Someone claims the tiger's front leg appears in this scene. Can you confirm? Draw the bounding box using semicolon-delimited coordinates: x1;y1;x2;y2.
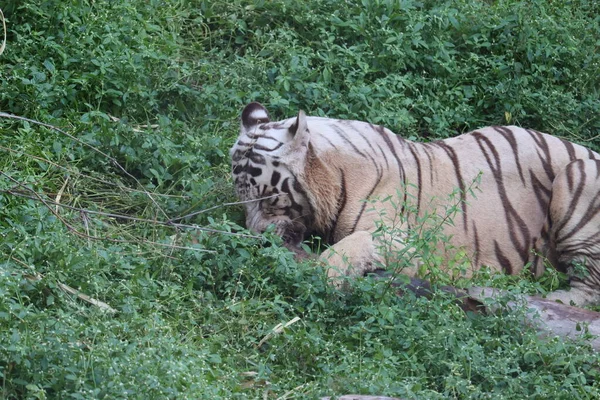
320;231;381;283
320;230;414;285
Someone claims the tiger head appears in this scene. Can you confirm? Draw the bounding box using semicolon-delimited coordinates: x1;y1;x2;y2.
230;102;316;246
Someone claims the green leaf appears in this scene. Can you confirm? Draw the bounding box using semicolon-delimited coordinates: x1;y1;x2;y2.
43;59;55;74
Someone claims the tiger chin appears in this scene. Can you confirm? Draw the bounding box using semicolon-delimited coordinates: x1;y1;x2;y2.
230;102;600;307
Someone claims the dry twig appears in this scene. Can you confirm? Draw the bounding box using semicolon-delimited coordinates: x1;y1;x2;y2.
0;144;188;198
2;184;261;240
168;193;282;223
0;172;224;251
256;317;301;348
0;112;170;219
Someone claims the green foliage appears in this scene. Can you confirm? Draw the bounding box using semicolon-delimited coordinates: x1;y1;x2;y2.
1;0;599;398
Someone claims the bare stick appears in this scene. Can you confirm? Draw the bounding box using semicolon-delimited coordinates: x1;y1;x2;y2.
256;317;301;348
168;193;282;223
56;280;117;313
55;176;69;213
0;144;188;198
0;173;220;250
0;112;170;219
3;187;262;240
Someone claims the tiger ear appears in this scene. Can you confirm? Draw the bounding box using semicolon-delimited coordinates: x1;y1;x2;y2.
288;110;310;148
289;110;307;136
241;102;270;130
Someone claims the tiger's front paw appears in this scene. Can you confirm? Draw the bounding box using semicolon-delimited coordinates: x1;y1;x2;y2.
320;231;380;287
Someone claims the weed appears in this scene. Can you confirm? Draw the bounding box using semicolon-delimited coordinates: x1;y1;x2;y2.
1;0;599;398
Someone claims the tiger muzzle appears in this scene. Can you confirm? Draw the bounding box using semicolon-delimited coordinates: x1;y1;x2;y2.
246;213;306;247
278;220;306;247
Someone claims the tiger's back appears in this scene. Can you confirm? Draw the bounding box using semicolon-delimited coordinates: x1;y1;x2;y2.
396;126;598;276
231;102;600;306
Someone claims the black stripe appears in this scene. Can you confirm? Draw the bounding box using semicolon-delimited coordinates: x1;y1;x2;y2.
246;133;284;142
374;125;406;184
529;170;552;212
472;222;480;267
473;132;530;265
372;125;408;216
494;240;513;274
407;143;423;215
348;124;377;153
558;137;577;161
377;143;390;169
557;163;600;243
290;172;315;223
349;170;382;235
526;129;555;182
368;124;390;169
554;160;586;239
253;142;284;152
320;133;337;149
492;126;525;185
248;165;262;177
331;125;368;159
275;177;307;219
421;143;435;185
271;171;281;186
246;150;266;165
430;141;468;231
258;121;286;130
329;171;347;243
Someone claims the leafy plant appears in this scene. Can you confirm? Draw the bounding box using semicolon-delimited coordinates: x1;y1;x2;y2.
1;0;599;398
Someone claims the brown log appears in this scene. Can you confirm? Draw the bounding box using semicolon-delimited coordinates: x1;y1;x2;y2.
369;270;484;313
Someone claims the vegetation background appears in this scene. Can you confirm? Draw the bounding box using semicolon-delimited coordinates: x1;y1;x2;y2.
1;0;599;398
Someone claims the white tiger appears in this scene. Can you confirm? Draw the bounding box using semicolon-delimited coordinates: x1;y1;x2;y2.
230;102;600;306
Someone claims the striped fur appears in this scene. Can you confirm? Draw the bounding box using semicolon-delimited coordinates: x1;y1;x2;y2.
231;102;600;306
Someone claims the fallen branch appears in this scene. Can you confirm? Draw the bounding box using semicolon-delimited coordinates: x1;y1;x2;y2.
256;316;301;348
0;144;189;198
168;193;282;223
52;278;117;313
2;185;261;241
0;172;218;252
370;270;483;313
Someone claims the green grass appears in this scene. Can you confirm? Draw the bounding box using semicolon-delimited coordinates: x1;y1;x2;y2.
1;0;599;398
